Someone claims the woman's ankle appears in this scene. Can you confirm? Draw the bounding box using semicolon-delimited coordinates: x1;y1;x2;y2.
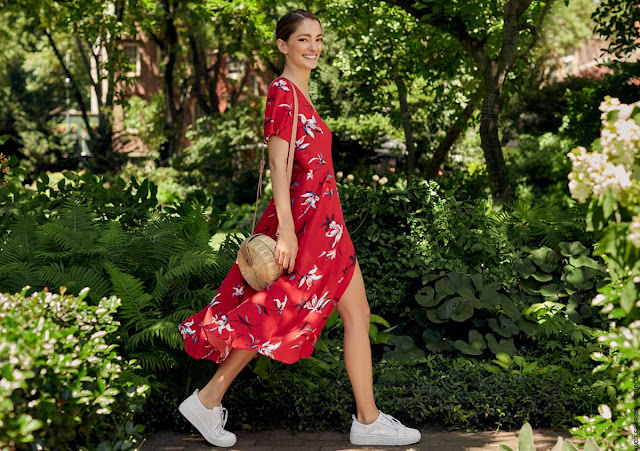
357;409;380;425
197;388;221;410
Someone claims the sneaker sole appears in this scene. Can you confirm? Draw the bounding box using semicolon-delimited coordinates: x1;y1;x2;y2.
178;397;237;447
350;432;421;446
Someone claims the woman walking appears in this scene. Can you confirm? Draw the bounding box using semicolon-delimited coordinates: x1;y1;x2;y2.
177;9;421;447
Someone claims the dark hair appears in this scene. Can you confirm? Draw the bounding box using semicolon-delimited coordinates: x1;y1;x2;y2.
275;9;321;43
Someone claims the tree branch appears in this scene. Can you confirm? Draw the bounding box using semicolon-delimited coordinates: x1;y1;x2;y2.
517;0;553;60
384;0;490;72
44;28;95;140
497;0;534;73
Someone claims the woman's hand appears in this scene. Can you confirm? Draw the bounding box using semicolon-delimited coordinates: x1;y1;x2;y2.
275;226;298;273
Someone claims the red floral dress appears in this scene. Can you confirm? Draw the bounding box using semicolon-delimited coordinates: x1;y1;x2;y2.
179;76;357;364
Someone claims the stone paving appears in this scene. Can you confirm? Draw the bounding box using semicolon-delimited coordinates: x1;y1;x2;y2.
140;425;576;451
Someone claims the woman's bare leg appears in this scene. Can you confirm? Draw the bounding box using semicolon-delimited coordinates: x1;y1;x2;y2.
197;348;258;409
337;259;380;424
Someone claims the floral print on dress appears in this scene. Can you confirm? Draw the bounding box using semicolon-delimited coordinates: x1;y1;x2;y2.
178;76;357;365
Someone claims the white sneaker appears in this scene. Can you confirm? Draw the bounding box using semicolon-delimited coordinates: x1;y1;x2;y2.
350;410;421;446
178;388;237;447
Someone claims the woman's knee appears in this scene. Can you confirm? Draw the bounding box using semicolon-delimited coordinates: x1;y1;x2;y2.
339;299;370;330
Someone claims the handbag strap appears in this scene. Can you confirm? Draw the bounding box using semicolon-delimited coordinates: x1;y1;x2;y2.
250;77;299;235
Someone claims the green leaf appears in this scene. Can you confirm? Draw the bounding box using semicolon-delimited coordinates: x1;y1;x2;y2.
568;255;603;270
540;283;564;300
559;241;589;257
383;336;425;363
369;313;390;328
561;440;579;450
602;190;615;219
453;329;486;355
499;297;522;321
517;421;535;451
488;315;519;337
426;307;449;323
471;273;484;290
620;279;637;313
531;247;558;272
415;286;439;307
484;363;504;375
515;256;536;278
436;296;474;322
565;267;599;290
531;272;553;282
582;437;602;451
486;333;516;357
479;287;501;309
435;276;455;300
423;329;455;352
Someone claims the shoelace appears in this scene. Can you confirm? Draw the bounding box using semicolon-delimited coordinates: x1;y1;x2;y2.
209;404;229;438
378;412;402;431
219;405;228;428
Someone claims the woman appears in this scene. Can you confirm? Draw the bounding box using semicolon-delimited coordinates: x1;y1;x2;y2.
177;9;421;447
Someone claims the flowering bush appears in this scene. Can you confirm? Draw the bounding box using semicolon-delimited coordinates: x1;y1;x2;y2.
567;97;640;450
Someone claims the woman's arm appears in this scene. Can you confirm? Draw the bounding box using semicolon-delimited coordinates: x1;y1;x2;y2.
268;134;298;273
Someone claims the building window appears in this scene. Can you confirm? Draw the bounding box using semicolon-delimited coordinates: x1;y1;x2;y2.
226;55;243;80
123;43;141;77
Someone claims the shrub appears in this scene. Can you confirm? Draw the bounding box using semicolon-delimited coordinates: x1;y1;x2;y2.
0;286;149;450
566;96;640;451
153;348;605;434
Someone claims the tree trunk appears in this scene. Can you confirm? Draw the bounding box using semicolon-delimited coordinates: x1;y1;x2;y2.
44;29;94;141
158;0;182;164
480;74;512;202
425;101;477;179
395;76;416;185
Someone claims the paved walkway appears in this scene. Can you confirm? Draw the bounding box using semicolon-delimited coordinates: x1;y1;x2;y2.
141;425;576;450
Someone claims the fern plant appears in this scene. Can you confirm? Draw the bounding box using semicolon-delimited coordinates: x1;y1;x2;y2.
0;193;240;384
486;194;594;249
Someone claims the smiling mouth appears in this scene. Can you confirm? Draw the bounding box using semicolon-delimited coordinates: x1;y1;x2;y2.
303;55;317;59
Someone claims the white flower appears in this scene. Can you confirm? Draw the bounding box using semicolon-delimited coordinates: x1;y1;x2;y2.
591;294;607;306
567;145;632;203
336;171;343;179
379;176;388;185
628;216;640;248
346;174;354;182
372;174;380;181
598;404;612;420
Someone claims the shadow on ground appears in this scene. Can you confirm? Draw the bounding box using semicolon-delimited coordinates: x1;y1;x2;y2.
140;424;576;450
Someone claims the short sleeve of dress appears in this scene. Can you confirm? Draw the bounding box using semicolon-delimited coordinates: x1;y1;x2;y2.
264;78;296;145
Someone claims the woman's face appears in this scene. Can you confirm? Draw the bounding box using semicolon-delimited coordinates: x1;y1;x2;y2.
279;18;323;71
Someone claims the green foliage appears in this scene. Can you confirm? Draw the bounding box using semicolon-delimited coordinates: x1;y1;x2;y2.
340;178;514;322
0;180;238;378
564;62;640;146
159;350;606;434
121;94;166;156
565;98;640;451
408;241;605;361
498;421;602;451
592;0;640;57
341;177;604;366
486;195;593;249
173;99;266;209
0;165;162;233
506;134;578;204
0;286;149;450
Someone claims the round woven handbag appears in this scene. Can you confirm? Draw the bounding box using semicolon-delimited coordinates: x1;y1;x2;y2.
237;77;298;291
237;234;283;291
